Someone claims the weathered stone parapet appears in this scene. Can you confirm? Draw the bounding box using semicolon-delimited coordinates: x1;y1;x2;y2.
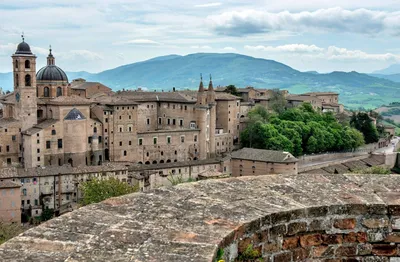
1;174;400;261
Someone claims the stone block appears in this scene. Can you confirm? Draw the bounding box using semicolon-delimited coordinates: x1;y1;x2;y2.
287;222;308;236
385;233;400;243
357;232;368;243
264;242;280;253
362;218;390;229
300;234;323;247
273;251;292;262
392;217;400;230
292;248;310;261
334;218;356;230
372;244;398;256
335;245;357;257
269;224;287;239
344;232;358;243
368;231;386;242
312;245;335;258
309;219;326;232
357;243;373;255
322;234;343;245
282;236;299;250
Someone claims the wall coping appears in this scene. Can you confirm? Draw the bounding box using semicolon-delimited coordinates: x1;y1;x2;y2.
1;173;400;261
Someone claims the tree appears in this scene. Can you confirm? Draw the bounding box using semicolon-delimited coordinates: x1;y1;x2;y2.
225;85;239;96
80;178;138;206
269;88;287;114
350;112;379;144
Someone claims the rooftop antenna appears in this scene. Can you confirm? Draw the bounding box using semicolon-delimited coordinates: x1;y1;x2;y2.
21;32;24;42
49;45;52;55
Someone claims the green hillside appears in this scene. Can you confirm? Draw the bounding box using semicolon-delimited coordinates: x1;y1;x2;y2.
1;53;400;109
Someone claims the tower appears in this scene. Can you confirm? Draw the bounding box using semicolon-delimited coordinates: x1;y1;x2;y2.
195;75;208;160
12;34;37;131
207;75;216;158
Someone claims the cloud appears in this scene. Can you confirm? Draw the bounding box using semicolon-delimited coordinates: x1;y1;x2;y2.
208;7;400;36
113;39;161;45
58;50;104;61
190;45;212;49
222;46;237;51
244;44;400;62
194;2;221;8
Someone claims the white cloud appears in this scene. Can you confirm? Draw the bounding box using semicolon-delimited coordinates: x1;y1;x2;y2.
208;7;400;36
194;2;221;8
245;44;323;53
58;50;104;61
190;45;212;49
222;46;237;51
113;39;161;45
245;44;400;63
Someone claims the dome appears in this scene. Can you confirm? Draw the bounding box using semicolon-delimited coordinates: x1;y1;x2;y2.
15;41;32;55
36;65;68;82
64;108;86;120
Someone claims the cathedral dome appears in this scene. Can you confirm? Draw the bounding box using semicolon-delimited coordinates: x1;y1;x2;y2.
36;65;68;82
15;41;32;55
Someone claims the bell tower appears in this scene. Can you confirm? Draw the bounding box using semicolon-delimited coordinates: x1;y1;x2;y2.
12;34;38;131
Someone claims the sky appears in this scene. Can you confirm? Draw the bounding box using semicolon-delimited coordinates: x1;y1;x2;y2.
1;0;400;73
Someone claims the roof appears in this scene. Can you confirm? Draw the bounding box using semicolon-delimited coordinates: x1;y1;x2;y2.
23;119;59;135
286;94;314;101
116;91;197;103
215;92;241;101
0;180;21;188
231;148;298;163
0;118;21;128
46;95;92;105
129;158;222;172
0;163;129;179
37;65;68;82
15;40;32;55
70;81;111;91
304;92;338;96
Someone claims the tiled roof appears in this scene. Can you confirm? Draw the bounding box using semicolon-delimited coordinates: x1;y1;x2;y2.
23;119;59;135
116;91;197;103
0;180;21;188
0;118;21;128
46;95;92;105
231;148;298;163
70;81;111;91
304;92;338;96
129;158;222;172
215;92;240;101
0;163;129;179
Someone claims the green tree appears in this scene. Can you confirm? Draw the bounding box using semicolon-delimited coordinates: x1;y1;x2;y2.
269;88;287;114
350;112;379;144
80;178;138;206
224;85;239;96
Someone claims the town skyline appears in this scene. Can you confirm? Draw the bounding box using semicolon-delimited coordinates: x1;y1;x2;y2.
2;0;400;73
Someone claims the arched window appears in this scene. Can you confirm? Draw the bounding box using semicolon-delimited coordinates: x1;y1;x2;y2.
93;127;97;133
25;74;31;86
15;61;18;69
44;87;50;97
25;60;30;69
57;87;62;97
15;74;19;87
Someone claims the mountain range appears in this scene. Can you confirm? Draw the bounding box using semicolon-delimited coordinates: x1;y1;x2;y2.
2;53;400;109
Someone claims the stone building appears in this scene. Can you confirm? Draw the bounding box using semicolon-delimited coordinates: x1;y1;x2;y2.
231;147;298;176
0;180;21;224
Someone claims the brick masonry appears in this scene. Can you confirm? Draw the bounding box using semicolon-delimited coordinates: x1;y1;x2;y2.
1;174;400;261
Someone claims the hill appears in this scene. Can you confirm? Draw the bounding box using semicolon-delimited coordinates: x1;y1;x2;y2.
370;73;400;83
373;64;400;75
1;53;400;109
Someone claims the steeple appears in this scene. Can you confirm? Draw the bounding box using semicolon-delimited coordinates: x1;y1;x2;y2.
198;73;204;92
47;45;55;66
208;74;214;91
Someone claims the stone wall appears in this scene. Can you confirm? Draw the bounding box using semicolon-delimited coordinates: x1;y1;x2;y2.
2;174;400;262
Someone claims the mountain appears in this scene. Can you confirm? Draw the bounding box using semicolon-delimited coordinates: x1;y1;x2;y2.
370;73;400;83
1;53;400;109
373;64;400;75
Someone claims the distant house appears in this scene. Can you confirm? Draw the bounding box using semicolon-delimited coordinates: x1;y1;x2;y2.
231;148;298;177
0;180;21;224
70;78;113;98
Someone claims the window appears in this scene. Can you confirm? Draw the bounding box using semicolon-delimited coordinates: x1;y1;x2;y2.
190;122;196;129
6;158;11;165
93;127;97;133
119;116;122;120
12;135;16;141
172;119;176;125
46;141;51;149
35;199;38;206
179;119;183;126
138;138;143;145
129;141;132;145
146;152;149;157
57;87;62;97
119;127;122;132
174;150;177;155
147;118;150;125
124;150;127;156
129;115;131;120
119;141;122;146
88;137;92;144
25;60;30;68
6;145;9;152
98;136;102;143
105;129;107;133
37;139;40;144
194;135;198;142
167;136;171;144
42;87;50;98
52;130;56;135
180;136;185;143
37;157;40;161
58;139;62;149
167;119;171;125
185;105;187;110
105;118;108;123
158;118;162;125
153;137;157;145
21;200;24;206
22;188;27;196
128;126;132;132
4;129;7;133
